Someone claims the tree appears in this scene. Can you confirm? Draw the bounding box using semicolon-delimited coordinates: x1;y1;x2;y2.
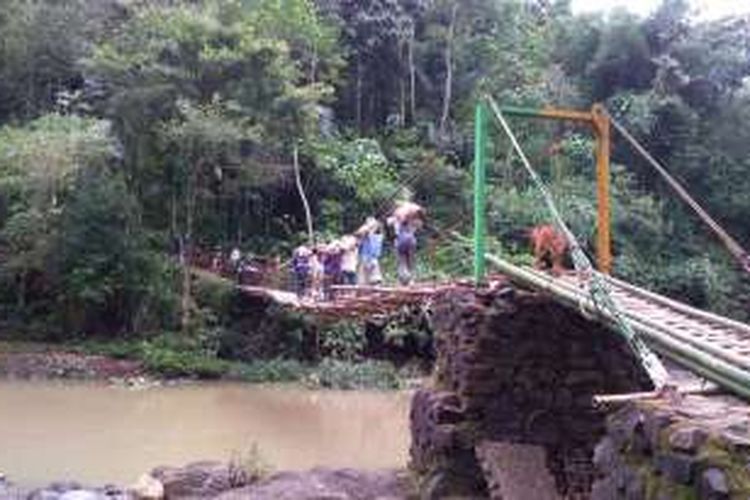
0;114;175;335
160;100;256;331
0;0;122;122
87;0;330;248
0;115;113;310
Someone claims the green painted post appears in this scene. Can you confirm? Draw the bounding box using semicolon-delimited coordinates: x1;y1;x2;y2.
473;100;488;284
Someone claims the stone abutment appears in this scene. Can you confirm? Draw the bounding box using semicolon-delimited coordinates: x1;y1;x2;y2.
410;284;654;498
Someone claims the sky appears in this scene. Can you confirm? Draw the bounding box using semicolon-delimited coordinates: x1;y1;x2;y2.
571;0;750;20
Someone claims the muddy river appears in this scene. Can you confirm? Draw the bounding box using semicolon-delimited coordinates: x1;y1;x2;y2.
0;380;411;487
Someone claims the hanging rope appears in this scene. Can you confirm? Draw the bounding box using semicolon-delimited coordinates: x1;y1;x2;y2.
608;113;750;276
485;95;669;389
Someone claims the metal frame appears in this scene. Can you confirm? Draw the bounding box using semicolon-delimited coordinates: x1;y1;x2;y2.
473;101;612;282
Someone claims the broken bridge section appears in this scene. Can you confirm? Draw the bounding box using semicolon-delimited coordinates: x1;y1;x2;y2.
410;284;654;499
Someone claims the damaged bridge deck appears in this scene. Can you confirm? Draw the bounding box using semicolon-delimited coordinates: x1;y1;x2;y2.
238;282;473;319
239;255;750;401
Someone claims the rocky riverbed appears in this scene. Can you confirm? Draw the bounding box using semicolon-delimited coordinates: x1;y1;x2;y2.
0;346;143;382
0;462;416;500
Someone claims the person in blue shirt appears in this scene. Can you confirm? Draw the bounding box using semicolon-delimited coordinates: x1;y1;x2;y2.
357;218;384;285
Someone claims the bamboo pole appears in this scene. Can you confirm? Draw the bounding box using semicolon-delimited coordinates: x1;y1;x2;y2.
592;385;720;406
605;274;750;337
485;253;750;399
592;104;612;274
473;101;488;283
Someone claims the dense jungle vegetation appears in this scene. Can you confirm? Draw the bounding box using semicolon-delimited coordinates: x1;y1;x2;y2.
0;0;749;381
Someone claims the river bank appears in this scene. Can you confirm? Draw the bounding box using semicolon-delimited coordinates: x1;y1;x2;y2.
0;340;419;390
0;343;144;381
0;463;417;499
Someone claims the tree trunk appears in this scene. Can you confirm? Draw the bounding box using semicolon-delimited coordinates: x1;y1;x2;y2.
293;145;315;245
237;189;244;245
16;269;26;311
439;3;458;140
181;164;197;333
309;45;318;84
356;56;363;132
409;34;417;125
399;41;406;127
170;191;177;242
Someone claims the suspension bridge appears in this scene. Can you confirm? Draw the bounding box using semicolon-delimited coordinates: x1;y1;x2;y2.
239;95;750;401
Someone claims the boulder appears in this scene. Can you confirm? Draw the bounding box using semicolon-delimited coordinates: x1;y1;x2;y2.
593;436;619;473
130;475;163;500
59;491;100;500
590;477;618;500
27;490;62;500
216;468;409;500
48;482;83;493
0;483;29;500
151;461;241;498
655;452;696;485
699;468;729;500
643;410;674;452
668;427;708;454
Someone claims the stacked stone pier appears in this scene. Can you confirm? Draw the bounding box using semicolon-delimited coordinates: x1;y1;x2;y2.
409;282;750;499
409;283;656;499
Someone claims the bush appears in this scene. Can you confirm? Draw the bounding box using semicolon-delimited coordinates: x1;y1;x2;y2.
319;321;366;360
140;344;232;379
218;299;311;361
73;339;143;359
229;359;308;383
192;269;235;314
311;359;402;390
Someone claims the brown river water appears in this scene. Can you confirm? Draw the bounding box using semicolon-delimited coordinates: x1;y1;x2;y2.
0;380;411;487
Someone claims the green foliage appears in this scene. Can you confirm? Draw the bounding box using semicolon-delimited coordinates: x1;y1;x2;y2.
0;0;108;121
135;330;232;378
2;0;750;354
229;358;308;383
192;269;236;314
311;358;402;390
0;114;178;335
586;10;655;100
72;339;143;360
247;0;344;84
141;345;232;379
228;442;274;483
319;321;366;360
58;169;179;334
313;138;399;205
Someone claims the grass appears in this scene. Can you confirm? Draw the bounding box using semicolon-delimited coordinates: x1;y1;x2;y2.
311;358;403;390
61;338;409;389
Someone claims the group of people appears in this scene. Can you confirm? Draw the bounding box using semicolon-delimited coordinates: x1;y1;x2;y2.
291;202;425;300
199;246;280;286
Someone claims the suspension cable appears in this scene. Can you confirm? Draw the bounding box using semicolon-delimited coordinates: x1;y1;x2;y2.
608;113;750;275
485;95;669;389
